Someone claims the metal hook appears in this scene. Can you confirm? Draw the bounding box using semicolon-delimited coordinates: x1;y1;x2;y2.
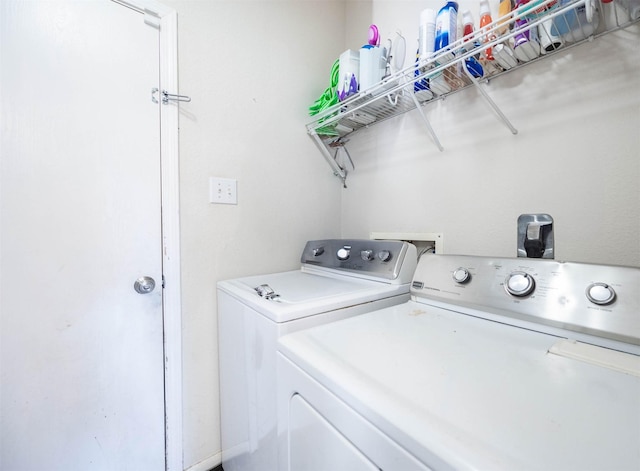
161;90;191;104
151;88;192;104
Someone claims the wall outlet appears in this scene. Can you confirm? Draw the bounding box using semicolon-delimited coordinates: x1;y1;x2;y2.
209;177;237;205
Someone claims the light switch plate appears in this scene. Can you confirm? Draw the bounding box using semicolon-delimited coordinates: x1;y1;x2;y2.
209;177;237;205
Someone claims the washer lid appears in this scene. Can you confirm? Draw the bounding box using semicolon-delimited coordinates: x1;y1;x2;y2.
279;302;640;470
218;270;408;322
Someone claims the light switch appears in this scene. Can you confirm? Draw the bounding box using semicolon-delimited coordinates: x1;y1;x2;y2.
209;177;237;205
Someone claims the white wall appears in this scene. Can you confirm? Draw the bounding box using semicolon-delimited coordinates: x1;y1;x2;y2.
161;1;346;469
340;1;640;266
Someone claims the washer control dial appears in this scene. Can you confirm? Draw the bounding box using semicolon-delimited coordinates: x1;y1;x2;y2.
377;250;392;262
452;268;471;284
337;247;351;261
361;249;374;261
505;271;535;297
586;283;616;305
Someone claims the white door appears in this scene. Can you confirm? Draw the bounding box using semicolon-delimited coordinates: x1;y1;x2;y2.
0;1;165;469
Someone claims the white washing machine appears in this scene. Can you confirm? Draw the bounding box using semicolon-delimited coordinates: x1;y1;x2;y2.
277;254;640;471
217;239;417;471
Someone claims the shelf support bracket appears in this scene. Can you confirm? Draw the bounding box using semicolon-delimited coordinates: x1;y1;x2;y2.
309;130;348;187
463;67;518;135
405;82;444;152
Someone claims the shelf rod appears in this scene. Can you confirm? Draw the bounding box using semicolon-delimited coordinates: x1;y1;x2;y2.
407;88;444;152
463;67;518;135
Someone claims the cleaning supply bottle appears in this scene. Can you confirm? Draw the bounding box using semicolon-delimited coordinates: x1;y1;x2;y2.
418;8;437;62
461;9;483;78
479;0;496;60
434;1;459;63
493;0;517;71
512;0;540;62
462;10;475;51
413;49;434;102
497;0;512;35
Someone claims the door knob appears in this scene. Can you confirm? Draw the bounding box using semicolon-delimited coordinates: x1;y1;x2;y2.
134;276;156;294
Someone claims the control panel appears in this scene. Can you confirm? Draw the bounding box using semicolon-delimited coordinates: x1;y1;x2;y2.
301;239;417;283
411;254;640;348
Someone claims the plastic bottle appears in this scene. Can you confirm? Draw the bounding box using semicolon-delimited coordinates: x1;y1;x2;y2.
461;13;475;43
461;10;484;78
479;0;496;60
418;9;437;62
462;9;475;39
497;0;512;35
600;0;628;29
600;0;616;29
413;49;434;102
434;1;459;62
619;0;640;21
512;17;540;61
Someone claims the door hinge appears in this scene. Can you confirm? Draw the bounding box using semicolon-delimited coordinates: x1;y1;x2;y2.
162;275;166;289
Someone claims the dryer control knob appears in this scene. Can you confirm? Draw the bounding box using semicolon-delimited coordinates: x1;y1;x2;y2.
312;247;325;256
337;247;351;261
377;250;392;262
586;283;616;305
361;250;374;261
452;268;471;284
505;271;535;297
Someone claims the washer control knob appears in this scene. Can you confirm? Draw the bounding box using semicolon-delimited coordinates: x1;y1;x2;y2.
505;271;535;297
312;247;324;256
337;247;351;261
361;249;374;261
586;283;616;305
452;268;471;284
377;250;392;262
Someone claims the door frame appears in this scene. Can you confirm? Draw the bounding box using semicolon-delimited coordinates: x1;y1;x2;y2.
111;1;183;470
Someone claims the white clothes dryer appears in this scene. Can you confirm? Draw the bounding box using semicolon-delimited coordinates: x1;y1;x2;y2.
277;254;640;471
218;239;417;471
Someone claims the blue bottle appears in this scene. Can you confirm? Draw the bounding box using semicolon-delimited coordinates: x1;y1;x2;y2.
434;1;459;63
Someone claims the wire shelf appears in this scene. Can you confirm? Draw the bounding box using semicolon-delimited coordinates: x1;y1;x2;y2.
307;0;639;186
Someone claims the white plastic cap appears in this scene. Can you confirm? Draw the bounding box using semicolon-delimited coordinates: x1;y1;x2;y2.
420;8;436;24
462;9;474;26
479;0;491;15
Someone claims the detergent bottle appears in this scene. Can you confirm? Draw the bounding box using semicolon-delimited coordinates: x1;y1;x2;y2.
434;1;459;63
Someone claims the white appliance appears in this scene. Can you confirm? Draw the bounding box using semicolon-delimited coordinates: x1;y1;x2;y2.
277;254;640;471
218;238;418;471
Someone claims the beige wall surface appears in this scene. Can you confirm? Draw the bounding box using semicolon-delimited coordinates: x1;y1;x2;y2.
341;1;640;266
163;1;346;468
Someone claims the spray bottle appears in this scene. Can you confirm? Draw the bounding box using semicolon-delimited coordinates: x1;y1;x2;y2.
462;10;476;51
479;0;496;60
